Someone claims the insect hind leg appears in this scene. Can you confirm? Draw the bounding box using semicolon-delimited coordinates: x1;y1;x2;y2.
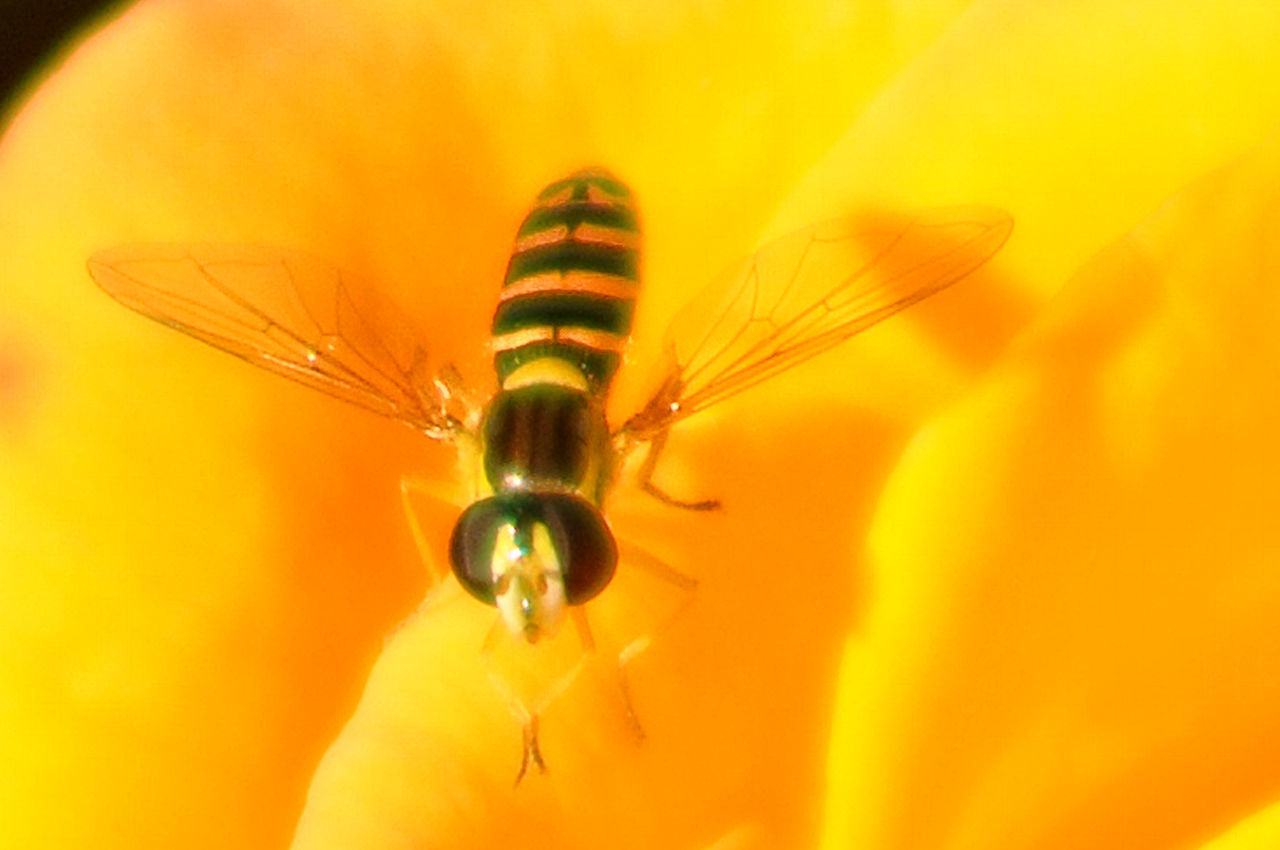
636;429;720;511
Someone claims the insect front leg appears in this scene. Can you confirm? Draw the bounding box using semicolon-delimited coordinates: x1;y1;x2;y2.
383;476;466;645
479;620;545;785
482;612;597;786
636;428;721;511
399;475;460;591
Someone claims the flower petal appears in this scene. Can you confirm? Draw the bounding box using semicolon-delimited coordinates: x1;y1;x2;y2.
824;130;1280;849
0;0;992;848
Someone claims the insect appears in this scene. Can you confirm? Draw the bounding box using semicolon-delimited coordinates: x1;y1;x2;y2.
89;168;1011;781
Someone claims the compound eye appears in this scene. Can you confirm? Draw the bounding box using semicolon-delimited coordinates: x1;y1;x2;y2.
540;493;617;605
449;498;507;605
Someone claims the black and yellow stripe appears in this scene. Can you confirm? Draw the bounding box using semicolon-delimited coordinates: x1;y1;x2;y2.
492;168;640;392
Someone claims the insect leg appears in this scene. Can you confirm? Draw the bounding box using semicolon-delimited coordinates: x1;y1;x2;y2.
532;610;596;718
635;428;721;511
479;613;599;785
613;539;699;740
382;476;465;646
398;475;459;590
569;606;597;654
480;619;546;786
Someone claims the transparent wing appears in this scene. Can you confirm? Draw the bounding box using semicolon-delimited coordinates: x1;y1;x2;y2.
620;206;1013;442
88;243;465;439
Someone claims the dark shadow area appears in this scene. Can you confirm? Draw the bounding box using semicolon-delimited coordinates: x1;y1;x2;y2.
0;0;118;117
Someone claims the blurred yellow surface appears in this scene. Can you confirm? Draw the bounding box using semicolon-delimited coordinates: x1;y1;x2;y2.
2;1;1280;849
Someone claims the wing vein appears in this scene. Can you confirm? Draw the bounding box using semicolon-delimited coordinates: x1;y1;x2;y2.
88;243;460;439
620;207;1012;441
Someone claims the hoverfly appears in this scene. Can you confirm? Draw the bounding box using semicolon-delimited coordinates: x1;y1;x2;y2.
89;168;1011;781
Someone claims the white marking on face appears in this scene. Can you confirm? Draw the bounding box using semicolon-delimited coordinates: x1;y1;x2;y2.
491;521;566;643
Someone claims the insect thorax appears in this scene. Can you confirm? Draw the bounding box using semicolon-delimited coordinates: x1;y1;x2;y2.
481;377;612;499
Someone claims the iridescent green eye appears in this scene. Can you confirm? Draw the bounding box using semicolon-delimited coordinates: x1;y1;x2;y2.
448;493;617;606
449;498;507;604
537;493;616;604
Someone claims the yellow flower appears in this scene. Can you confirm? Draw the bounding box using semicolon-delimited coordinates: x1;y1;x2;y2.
2;1;1279;849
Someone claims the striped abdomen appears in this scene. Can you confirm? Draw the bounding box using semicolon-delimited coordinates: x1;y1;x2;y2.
491;168;640;394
